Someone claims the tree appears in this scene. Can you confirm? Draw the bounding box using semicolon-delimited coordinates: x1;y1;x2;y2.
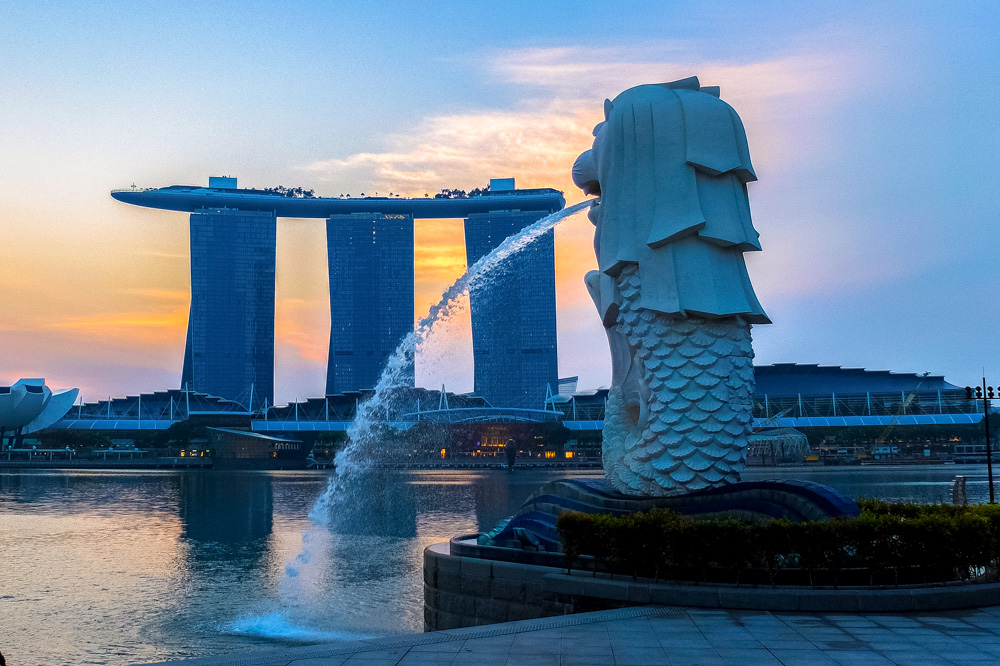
154;420;210;448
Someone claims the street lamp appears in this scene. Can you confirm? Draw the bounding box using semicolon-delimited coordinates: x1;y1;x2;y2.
965;380;996;504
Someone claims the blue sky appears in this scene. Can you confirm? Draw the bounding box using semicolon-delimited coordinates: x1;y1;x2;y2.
1;0;998;403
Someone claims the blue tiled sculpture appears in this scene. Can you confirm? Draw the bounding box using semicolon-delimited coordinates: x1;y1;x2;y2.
488;478;861;552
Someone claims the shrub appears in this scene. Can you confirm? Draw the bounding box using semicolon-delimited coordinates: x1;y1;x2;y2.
555;501;1000;588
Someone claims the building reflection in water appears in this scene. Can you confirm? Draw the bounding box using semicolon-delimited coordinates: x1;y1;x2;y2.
473;472;512;533
177;471;273;544
329;470;418;538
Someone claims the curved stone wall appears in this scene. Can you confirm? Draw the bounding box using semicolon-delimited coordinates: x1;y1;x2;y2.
424;541;1000;631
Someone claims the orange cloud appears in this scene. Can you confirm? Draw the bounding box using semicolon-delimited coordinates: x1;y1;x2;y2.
275;297;329;364
121;288;189;302
295;45;875;391
303;106;597;203
302;46;861;203
414;218;468;318
49;307;188;346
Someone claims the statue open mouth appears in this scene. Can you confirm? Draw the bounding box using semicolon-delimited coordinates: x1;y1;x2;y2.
573;77;769;497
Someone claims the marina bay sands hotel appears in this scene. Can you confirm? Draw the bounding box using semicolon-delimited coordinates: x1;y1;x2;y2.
112;177;566;411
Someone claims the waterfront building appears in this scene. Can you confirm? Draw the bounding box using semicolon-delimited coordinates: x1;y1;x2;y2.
111;177;565;399
206;427;306;469
464;208;558;408
181;207;276;409
0;378;79;448
326;213;415;393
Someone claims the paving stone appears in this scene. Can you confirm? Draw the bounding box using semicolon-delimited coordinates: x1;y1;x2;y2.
659;636;713;649
451;653;506;665
145;604;1000;666
508;643;561;656
714;647;782;664
396;652;454;665
502;655;561;666
757;639;817;650
767;648;840;665
612;645;670;660
406;641;465;653
945;648;997;662
870;616;922;626
458;635;515;650
825;652;897;665
560;656;617;666
663;648;726;666
343;650;406;660
878;650;956;666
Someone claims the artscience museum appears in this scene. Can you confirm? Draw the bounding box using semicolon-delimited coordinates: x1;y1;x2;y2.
0;379;80;448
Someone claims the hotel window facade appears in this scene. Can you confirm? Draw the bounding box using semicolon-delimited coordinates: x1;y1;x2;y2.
464;210;558;409
326;213;415;394
182;208;276;409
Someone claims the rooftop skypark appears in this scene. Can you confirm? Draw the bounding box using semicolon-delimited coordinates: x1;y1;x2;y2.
111;176;565;218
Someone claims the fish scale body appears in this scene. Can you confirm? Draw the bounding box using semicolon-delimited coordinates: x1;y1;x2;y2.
602;265;755;496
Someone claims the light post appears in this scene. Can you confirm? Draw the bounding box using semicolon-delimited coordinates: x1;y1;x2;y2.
965;380;996;504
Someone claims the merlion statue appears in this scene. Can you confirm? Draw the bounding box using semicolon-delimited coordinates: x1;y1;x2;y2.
572;76;770;497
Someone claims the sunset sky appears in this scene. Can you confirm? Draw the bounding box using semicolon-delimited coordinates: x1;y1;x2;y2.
2;1;998;405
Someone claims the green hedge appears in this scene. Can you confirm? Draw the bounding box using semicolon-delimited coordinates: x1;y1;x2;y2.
557;502;1000;587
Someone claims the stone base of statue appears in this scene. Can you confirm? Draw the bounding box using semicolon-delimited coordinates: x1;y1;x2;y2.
481;478;860;552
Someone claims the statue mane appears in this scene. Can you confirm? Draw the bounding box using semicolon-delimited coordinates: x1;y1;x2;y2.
574;76;769;326
572;76;770;496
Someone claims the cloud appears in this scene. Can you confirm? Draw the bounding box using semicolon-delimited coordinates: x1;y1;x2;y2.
301;45;860;202
49;307;188;346
303;105;597;200
134;249;188;260
294;44;871;392
414;219;468;285
121;288;189;302
275;297;329;364
493;45;857;104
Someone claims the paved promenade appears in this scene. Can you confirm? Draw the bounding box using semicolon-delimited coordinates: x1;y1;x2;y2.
147;604;1000;666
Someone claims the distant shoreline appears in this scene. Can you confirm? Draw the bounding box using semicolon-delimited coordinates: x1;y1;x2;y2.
0;458;984;472
0;458;604;471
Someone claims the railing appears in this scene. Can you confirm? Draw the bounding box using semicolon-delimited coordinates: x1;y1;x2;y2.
57;390;989;426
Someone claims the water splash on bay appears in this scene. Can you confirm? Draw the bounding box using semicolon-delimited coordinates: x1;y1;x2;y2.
223;612;371;642
306;198;593;528
240;199;594;641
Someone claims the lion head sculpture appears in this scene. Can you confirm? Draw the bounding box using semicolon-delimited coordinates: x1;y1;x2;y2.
574;75;768;328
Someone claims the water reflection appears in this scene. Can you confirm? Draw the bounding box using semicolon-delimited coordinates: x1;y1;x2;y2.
473;471;512;532
330;470;417;538
178;472;273;544
0;469;180;516
0;464;996;665
741;464;994;504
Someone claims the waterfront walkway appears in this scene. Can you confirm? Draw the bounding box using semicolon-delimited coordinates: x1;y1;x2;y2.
148;604;1000;665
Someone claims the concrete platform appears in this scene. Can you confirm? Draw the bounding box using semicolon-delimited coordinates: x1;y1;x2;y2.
143;604;1000;665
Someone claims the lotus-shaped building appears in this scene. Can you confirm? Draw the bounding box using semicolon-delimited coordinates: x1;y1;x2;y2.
0;379;79;446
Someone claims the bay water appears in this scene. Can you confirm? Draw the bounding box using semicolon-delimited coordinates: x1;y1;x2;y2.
0;465;989;664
